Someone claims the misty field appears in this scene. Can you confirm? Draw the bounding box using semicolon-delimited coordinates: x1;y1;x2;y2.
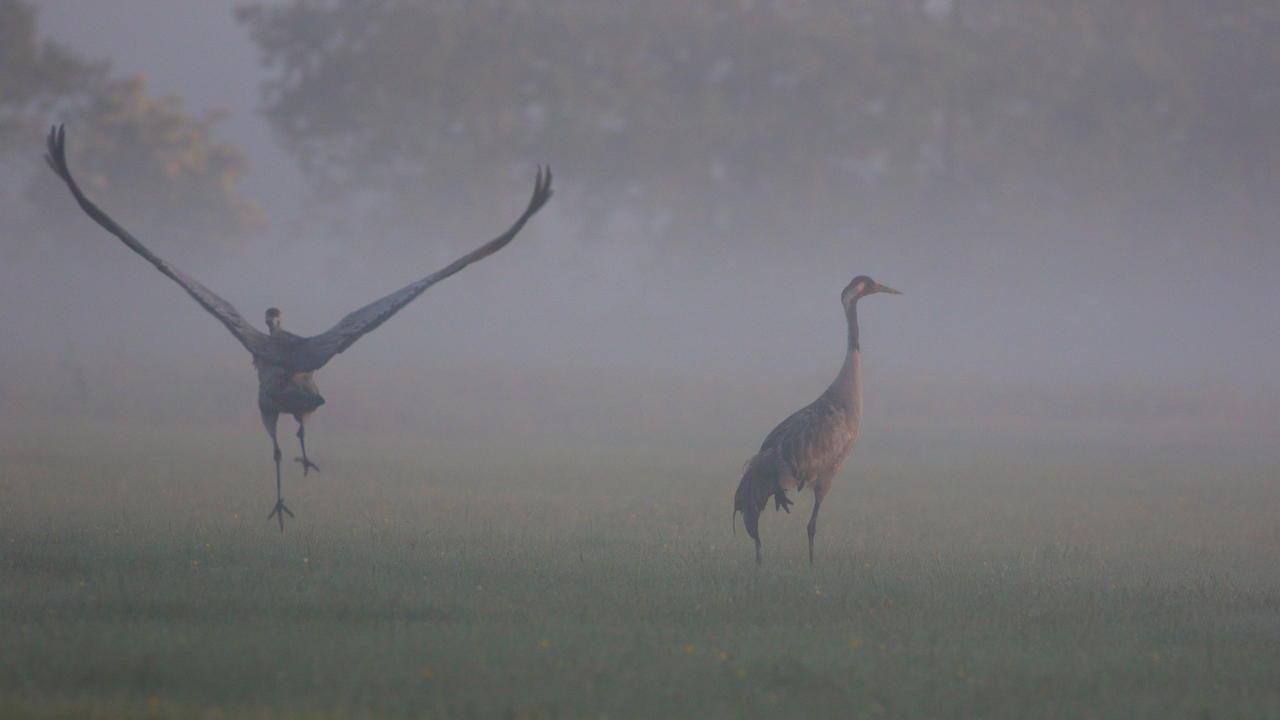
2;420;1278;719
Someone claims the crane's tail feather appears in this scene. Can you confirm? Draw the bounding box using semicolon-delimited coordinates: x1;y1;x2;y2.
735;452;782;542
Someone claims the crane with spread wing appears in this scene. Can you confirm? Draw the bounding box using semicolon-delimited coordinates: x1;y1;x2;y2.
45;125;553;529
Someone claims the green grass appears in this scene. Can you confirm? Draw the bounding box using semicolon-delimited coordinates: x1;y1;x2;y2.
2;421;1279;719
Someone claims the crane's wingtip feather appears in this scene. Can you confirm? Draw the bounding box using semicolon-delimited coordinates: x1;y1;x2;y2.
45;124;69;174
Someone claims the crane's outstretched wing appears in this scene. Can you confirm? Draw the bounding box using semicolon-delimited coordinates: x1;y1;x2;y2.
44;125;273;360
299;166;553;370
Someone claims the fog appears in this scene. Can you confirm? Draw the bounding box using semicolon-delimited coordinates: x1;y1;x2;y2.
4;5;1280;714
4;0;1277;457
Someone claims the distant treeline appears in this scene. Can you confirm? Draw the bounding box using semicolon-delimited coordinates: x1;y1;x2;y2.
237;0;1280;248
5;0;1275;254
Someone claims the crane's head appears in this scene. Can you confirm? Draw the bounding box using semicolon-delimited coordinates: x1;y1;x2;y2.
842;275;902;307
265;307;282;333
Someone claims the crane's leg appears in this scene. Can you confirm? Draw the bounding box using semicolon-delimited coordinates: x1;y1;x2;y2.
293;413;320;476
263;411;293;531
807;487;828;566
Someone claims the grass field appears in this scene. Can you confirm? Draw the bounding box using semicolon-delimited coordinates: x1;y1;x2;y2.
2;419;1279;719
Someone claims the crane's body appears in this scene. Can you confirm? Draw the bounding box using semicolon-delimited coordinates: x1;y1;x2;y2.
252;321;328;525
44;125;553;529
734;275;900;565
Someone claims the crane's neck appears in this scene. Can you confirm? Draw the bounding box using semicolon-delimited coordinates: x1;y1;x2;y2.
845;298;860;354
825;299;863;411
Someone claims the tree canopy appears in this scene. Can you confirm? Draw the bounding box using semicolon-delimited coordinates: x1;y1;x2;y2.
1;0;261;253
238;0;1279;250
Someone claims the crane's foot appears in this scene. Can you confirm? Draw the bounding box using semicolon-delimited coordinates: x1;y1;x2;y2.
267;498;295;531
294;457;320;476
773;491;793;513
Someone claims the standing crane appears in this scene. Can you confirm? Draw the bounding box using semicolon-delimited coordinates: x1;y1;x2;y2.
733;275;901;565
44;125;553;530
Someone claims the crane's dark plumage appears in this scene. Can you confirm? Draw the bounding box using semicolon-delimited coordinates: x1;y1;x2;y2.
45;124;553;529
733;274;900;564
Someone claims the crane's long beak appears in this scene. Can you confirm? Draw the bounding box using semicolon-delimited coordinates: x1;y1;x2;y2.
874;283;903;295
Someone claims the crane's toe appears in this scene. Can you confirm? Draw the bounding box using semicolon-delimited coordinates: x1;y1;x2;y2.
294;457;320;475
267;498;295;531
774;491;793;513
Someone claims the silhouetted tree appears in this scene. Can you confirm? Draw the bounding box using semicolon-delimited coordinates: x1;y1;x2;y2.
1;0;261;254
238;0;1280;250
